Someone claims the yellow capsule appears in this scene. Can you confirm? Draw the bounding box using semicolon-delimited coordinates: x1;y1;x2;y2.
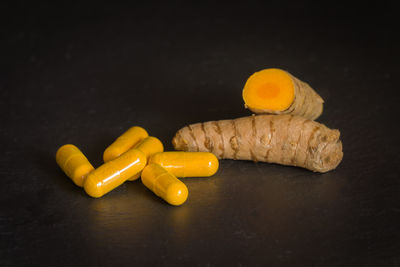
127;136;164;181
103;126;148;162
56;144;94;187
84;149;146;198
141;163;188;206
149;152;219;178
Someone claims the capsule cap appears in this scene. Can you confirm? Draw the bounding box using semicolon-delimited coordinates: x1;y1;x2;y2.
141;163;189;206
56;144;94;187
84;174;103;198
165;182;188;206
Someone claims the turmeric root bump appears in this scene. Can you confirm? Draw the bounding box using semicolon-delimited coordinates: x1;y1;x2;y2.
242;68;324;120
172;115;343;173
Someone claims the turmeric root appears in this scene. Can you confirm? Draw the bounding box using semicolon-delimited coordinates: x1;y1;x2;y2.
242;68;324;120
172;115;343;173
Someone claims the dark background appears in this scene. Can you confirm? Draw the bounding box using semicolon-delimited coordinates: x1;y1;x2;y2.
1;1;399;266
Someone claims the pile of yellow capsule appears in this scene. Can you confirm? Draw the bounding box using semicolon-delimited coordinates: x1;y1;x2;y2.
56;126;219;206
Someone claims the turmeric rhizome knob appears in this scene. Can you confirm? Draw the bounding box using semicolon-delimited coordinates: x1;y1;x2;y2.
141;163;188;206
149;152;219;178
84;149;147;198
127;136;164;181
103;126;148;162
56;144;94;187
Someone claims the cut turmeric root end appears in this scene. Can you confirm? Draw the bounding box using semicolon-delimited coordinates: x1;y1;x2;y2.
242;68;324;120
243;68;295;111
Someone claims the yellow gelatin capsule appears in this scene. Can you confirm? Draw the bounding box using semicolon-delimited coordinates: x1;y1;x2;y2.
84;149;146;198
127;136;164;181
149;152;219;178
103;126;148;162
141;163;188;206
56;144;94;187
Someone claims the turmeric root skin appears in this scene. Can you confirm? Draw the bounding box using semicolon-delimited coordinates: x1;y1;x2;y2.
172;115;343;173
243;69;324;120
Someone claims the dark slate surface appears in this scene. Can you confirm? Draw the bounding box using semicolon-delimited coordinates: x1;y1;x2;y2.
1;1;399;266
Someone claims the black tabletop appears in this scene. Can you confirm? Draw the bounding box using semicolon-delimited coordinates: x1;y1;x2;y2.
1;1;400;266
